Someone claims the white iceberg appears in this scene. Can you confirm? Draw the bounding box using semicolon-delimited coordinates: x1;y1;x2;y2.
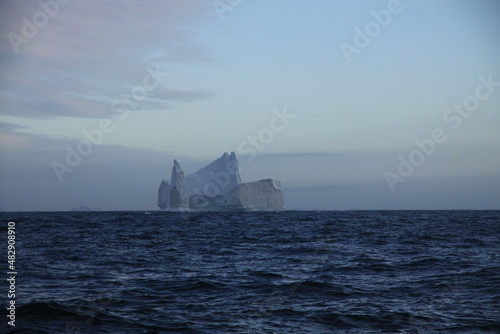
158;152;285;211
157;179;170;210
226;179;285;211
168;160;190;210
185;152;241;198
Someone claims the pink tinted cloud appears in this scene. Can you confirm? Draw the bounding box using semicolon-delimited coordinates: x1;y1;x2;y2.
0;0;215;119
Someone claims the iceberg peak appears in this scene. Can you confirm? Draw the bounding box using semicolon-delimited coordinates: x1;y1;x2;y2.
169;159;189;209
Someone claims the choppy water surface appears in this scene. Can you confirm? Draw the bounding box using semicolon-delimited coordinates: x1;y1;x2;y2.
1;210;499;333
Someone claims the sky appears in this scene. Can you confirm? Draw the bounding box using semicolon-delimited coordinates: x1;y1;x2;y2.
0;0;499;211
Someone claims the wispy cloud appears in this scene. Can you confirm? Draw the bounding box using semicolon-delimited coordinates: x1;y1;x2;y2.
0;0;215;119
0;121;26;131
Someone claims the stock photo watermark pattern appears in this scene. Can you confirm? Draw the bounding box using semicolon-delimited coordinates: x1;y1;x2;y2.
6;222;17;327
238;107;297;163
340;0;411;63
384;74;499;192
213;0;243;21
7;0;70;54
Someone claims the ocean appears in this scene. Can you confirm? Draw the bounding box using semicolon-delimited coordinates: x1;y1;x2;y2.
1;210;499;333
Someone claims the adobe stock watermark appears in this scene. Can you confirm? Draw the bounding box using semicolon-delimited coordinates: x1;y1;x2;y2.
238;107;297;162
7;0;70;54
188;157;240;210
339;0;410;64
51;64;169;182
384;74;499;192
212;0;243;21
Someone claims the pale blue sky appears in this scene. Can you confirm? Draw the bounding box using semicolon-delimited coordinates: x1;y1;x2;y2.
1;0;499;211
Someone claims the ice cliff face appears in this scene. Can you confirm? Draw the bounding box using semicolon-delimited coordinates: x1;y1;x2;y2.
157;152;285;211
226;179;285;211
157;180;170;210
169;160;189;210
185;152;241;198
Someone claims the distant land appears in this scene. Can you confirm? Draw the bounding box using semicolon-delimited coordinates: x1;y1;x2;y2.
71;205;102;212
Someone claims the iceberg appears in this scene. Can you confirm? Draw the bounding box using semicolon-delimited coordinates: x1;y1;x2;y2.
185;152;241;198
158;152;285;211
168;160;189;210
157;180;170;210
226;179;285;211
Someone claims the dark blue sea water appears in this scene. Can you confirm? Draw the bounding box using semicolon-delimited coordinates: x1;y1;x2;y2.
1;211;499;333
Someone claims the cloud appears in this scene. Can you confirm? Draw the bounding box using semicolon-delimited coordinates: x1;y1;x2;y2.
0;121;26;131
0;0;215;119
